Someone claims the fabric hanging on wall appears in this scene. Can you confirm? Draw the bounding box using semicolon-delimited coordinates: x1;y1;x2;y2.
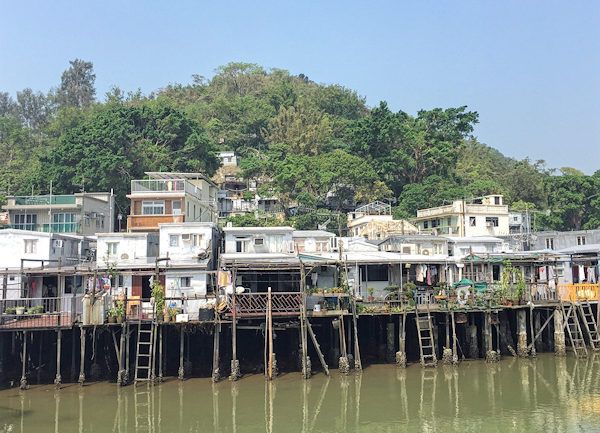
416;264;424;282
218;270;232;287
578;265;586;283
539;267;547;282
588;267;596;284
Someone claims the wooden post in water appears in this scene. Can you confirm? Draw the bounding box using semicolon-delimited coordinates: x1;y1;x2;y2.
300;264;310;379
178;326;185;380
230;292;240;381
339;314;350;374
529;304;537;357
118;323;126;385
351;296;362;370
158;324;163;383
451;311;458;364
442;312;453;364
396;312;407;367
78;327;86;385
267;286;274;380
517;309;528;357
212;321;221;382
20;331;27;390
54;330;62;389
554;308;566;356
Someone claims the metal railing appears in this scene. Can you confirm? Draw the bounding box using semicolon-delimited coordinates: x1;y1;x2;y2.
0;296;83;329
13;195;76;205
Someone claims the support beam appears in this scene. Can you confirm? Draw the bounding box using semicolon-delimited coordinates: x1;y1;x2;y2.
351;297;362;370
396;312;406;367
485;312;499;362
178;326;185;380
307;319;329;376
526;311;554;352
554;308;566;356
54;330;62;389
339;315;350;375
529;305;537;357
442;313;453;364
158;324;163;383
20;331;27;390
78;328;86;385
517;309;528;357
118;323;126;385
230;293;240;381
212;322;221;382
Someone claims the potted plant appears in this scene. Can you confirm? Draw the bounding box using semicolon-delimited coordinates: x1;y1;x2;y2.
402;282;416;302
434;282;448;300
165;306;178;323
5;307;16;315
114;300;125;323
107;308;118;323
151;281;165;322
367;286;375;302
15;306;24;315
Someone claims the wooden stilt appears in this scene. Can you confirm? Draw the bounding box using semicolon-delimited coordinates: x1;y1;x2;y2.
351;297;362;370
71;328;77;381
20;331;27;390
267;287;273;380
78;327;86;385
118;323;126;385
451;311;458;363
230;292;240;381
124;322;130;384
529;304;537;357
158;324;163;382
54;330;62;389
178;326;185;380
212;322;221;382
307;319;329;376
36;332;43;384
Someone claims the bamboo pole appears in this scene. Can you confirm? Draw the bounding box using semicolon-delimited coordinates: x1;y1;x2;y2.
268;286;273;380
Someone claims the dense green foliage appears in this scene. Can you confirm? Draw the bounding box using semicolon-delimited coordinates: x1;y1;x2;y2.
0;60;598;231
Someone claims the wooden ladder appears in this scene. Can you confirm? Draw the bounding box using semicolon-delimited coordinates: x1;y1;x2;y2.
134;320;156;384
561;302;588;358
134;387;154;432
578;301;600;351
416;303;437;367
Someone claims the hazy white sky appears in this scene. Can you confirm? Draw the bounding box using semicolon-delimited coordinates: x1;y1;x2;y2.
1;0;598;173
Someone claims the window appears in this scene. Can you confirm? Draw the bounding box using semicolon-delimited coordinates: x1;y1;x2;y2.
513;216;519;222
14;214;37;230
366;265;388;282
494;196;501;205
577;236;586;246
424;221;429;229
545;238;554;249
485;217;499;227
24;239;37;254
181;277;192;288
447;218;452;226
469;217;476;226
142;201;165;215
169;235;179;247
402;247;411;254
254;238;264;246
106;242;118;255
191;234;203;247
172;200;182;215
235;237;250;253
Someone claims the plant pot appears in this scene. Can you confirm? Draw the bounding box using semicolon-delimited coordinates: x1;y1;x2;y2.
116;315;124;324
164;314;171;323
108;315;116;324
15;307;24;315
156;312;164;322
367;296;375;302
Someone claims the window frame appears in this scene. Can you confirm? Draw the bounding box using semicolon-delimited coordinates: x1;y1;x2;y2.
142;200;165;215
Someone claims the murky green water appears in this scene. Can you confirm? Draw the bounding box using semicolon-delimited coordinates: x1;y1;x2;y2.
1;354;600;432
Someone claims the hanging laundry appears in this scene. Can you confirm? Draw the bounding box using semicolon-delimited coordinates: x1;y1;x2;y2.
426;267;431;285
218;270;232;287
548;266;555;280
416;264;424;282
588;267;597;284
430;266;438;276
539;266;547;282
311;273;318;286
578;265;586;283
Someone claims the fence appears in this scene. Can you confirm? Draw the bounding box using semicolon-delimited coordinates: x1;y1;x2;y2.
0;295;83;329
558;283;599;303
227;292;302;317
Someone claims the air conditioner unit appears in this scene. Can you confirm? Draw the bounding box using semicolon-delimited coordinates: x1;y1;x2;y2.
53;240;64;248
91;212;98;219
182;234;191;241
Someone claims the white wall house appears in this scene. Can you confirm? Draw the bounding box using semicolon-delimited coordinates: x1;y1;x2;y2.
0;229;90;301
446;236;505;258
293;230;335;254
223;226;295;254
159;223;218;303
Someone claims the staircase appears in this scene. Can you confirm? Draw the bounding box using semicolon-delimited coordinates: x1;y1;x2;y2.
561;302;588;358
134;320;156;384
416;305;437;367
578;301;600;351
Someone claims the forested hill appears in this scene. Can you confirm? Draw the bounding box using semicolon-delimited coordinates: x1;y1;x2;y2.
1;60;598;232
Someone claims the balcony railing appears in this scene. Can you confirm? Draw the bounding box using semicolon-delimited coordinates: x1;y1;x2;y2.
558;283;599;302
13;195;76;205
42;223;81;233
0;296;83;329
227;292;302;317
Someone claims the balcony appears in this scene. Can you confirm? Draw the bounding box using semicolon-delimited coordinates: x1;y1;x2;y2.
127;214;184;231
10;195;77;206
130;179;201;200
42;223;81;234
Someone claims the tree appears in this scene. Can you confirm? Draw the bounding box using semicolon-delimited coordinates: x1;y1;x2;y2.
39;104;220;212
15;88;52;130
57;59;96;109
0;92;17;118
0;116;39;201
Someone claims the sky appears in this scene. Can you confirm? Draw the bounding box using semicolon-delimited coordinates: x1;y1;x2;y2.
1;0;598;174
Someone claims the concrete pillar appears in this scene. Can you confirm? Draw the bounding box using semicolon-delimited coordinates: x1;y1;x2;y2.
554;308;566;356
517;309;528;357
468;316;479;358
485;312;499;362
386;322;395;363
20;331;27;390
78;328;86;385
54;330;62;388
396;314;406;368
534;311;542;353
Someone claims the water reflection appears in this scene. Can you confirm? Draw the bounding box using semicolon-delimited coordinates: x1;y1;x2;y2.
1;353;600;432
